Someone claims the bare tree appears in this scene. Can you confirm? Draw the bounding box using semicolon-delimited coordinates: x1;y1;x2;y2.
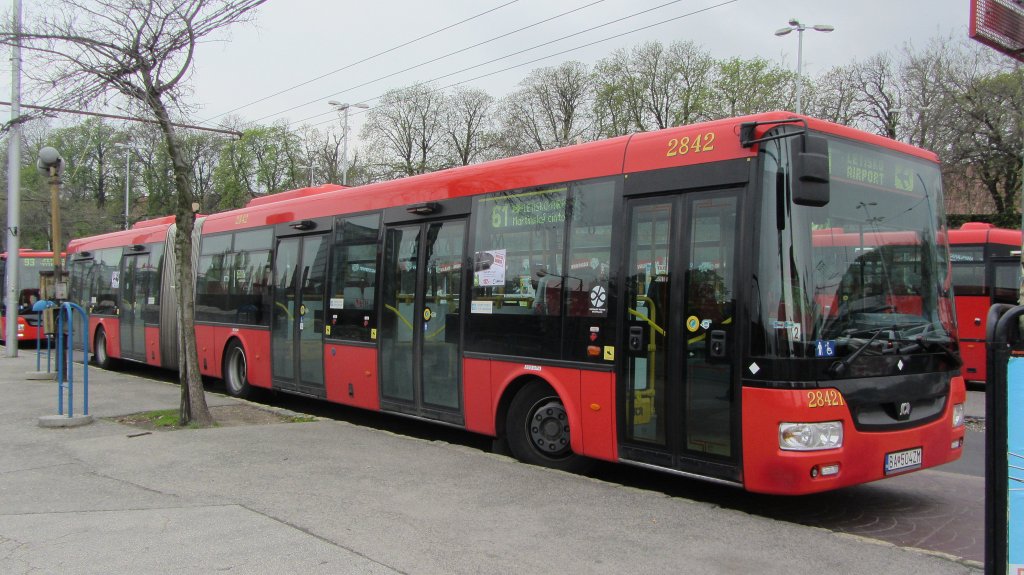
853;53;903;139
501;61;594;153
1;0;267;426
807;65;861;126
361;83;446;179
443;86;497;166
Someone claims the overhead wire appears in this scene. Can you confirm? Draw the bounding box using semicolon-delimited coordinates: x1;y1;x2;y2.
293;0;737;130
244;0;609;125
199;0;521;125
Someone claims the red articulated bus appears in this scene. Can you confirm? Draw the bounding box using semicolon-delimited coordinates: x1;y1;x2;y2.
1;249;61;344
64;216;180;369
948;222;1022;386
65;112;966;494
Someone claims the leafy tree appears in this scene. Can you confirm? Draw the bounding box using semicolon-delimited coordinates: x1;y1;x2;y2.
710;57;793;118
593;41;714;137
1;0;268;426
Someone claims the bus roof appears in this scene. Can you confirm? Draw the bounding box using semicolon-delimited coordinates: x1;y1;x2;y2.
949;222;1022;246
66;218;175;253
201;112;941;235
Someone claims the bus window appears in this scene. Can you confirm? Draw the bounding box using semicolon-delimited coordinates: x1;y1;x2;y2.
328;213;381;342
468;186;566;358
565;180;615;362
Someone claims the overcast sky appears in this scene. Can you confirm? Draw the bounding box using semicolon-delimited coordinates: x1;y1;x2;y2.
8;0;974;136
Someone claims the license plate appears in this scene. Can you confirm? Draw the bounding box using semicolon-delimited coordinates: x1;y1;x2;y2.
884;447;922;475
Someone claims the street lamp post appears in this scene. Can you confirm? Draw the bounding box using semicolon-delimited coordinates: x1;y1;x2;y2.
36;147;65;301
328;101;369;186
775;18;834;115
114;143;135;230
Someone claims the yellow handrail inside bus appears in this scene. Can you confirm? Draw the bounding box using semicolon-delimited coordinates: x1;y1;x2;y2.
629;295;664;385
384;304;414;331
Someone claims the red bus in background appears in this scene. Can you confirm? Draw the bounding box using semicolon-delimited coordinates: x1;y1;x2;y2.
1;249;61;344
65;216;179;369
948;222;1022;386
66;112;966;494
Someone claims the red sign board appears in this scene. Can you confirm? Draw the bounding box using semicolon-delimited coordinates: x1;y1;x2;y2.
971;0;1024;61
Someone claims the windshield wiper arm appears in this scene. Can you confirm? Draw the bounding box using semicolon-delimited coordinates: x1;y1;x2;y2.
828;325;893;379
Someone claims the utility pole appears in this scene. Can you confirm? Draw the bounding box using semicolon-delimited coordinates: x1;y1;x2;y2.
5;0;22;356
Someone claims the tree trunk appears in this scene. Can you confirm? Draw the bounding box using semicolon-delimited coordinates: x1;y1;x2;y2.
151;94;213;427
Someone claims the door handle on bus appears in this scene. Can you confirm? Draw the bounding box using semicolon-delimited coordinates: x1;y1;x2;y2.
709;330;727;359
628;326;644;352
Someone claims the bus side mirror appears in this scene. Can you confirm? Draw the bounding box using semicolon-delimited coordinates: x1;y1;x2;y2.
793;134;830;207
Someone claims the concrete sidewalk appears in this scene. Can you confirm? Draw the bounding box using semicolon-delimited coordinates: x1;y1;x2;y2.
0;348;981;574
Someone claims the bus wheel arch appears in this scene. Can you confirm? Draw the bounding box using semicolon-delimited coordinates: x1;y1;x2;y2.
222;337;253;399
500;377;592;473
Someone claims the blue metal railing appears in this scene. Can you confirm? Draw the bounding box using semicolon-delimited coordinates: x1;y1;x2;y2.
56;302;89;417
32;299;56;373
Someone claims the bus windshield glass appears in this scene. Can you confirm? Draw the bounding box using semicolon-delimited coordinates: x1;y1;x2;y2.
755;132;954;362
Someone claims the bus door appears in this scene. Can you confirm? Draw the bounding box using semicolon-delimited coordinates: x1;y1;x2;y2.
379;218;466;424
119;248;149;362
271;231;329;397
619;190;740;482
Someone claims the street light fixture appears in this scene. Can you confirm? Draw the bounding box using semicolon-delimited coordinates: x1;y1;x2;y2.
328;101;369;186
114;143;137;230
775;18;834;115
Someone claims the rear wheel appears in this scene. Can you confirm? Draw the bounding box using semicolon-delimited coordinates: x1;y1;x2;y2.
93;328;114;369
505;382;592;473
223;340;253;399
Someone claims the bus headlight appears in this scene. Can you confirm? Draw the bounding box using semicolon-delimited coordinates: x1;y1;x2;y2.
779;421;843;451
952;403;965;428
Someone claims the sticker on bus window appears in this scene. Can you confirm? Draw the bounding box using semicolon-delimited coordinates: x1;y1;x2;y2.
476;249;506;287
330;298;344;309
471;300;493;314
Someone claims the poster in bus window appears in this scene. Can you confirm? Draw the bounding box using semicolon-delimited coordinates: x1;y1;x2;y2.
476;249;506;287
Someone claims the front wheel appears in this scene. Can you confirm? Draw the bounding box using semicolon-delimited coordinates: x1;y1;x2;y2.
223;341;253;399
505;382;592;473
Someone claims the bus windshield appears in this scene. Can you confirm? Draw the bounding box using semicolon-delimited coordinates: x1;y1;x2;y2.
755;132;955;363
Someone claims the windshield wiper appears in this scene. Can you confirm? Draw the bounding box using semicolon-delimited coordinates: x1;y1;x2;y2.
828;325;894;378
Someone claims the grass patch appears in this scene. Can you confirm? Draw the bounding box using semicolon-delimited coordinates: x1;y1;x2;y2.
139;409;182;428
111;408;217;430
287;415;318;423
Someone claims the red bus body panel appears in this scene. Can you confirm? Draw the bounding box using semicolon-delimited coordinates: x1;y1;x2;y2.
144;325;162;366
194;325;273;389
956;294;991;383
741;378;966;495
324;344;380;410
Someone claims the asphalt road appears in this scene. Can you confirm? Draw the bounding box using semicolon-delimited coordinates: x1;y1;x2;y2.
124;362;989;565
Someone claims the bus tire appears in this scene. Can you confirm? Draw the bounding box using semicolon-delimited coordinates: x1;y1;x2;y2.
505;381;592;473
93;327;114;370
222;340;253;399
